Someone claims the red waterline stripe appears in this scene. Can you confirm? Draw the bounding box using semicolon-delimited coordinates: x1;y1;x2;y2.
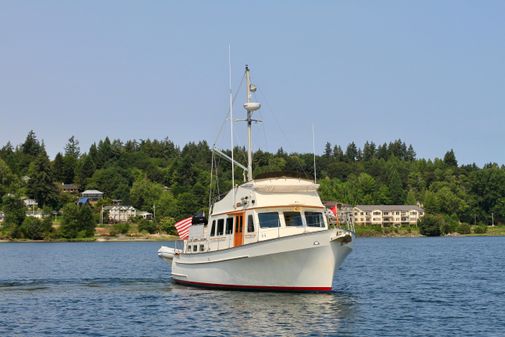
173;279;332;292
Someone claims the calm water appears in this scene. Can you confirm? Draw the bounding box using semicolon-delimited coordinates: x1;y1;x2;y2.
1;237;504;337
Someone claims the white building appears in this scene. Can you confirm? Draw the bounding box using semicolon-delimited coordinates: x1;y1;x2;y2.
108;206;136;223
23;198;38;208
353;205;424;226
81;190;104;201
107;206;152;223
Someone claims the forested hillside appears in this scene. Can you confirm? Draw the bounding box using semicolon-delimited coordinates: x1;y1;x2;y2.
1;131;504;238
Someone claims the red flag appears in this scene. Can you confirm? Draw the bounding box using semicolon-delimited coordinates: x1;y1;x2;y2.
330;205;337;216
174;216;192;240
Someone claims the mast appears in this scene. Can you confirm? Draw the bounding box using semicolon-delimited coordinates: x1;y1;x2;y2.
243;65;261;181
229;46;235;201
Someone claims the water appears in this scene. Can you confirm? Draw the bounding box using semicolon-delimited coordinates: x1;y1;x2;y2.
1;237;504;337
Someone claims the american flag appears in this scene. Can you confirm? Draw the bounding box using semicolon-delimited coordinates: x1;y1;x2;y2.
174;216;192;240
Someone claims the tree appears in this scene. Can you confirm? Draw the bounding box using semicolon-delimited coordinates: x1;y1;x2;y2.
362;141;376;161
1;195;26;237
345;142;358;162
0;158;17;201
59;203;96;238
21;130;43;157
130;177;164;211
333;145;344;161
52;153;65;182
388;168;404;204
443;149;458;167
406;190;417;205
27;153;59;208
324;142;332;157
76;154;95;188
418;214;441;236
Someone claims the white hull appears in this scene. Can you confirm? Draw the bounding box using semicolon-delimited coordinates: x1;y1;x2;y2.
160;229;352;291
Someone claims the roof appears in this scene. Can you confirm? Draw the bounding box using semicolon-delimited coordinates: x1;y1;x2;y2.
354;205;424;212
136;211;152;216
62;183;78;189
82;190;103;195
78;197;89;204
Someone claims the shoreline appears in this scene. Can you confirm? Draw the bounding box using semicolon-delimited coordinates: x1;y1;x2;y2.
2;232;504;243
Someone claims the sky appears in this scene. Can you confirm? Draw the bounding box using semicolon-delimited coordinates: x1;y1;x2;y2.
1;1;504;165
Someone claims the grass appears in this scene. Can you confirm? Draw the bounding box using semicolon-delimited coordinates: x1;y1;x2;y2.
355;225;420;237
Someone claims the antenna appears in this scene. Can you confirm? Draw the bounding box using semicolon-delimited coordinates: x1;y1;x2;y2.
312;124;317;184
229;45;235;204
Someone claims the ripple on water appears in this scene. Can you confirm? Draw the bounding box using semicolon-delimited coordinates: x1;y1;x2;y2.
0;239;504;336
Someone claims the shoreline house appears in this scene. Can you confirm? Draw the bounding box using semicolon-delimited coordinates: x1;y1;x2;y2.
80;190;104;205
106;206;153;223
23;198;38;209
353;205;424;226
61;183;79;194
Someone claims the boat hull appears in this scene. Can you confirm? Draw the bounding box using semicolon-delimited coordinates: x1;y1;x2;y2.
161;229;352;292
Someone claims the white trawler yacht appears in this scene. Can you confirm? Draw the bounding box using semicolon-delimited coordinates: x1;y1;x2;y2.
158;66;353;291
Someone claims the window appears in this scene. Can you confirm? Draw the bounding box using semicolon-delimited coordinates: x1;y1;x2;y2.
217;219;224;236
284;212;303;227
306;212;324;227
210;220;216;237
247;214;255;232
200;244;204;252
193;245;197;252
226;217;233;234
258;212;280;228
187;245;191;252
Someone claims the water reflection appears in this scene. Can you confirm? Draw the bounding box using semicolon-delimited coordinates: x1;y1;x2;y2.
166;284;357;336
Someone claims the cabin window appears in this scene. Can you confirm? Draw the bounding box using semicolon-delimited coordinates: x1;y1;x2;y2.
217;219;224;236
199;244;204;252
306;212;324;227
193;245;197;252
226;217;233;234
258;212;280;228
210;220;216;237
187;245;191;252
247;214;255;232
284;212;303;227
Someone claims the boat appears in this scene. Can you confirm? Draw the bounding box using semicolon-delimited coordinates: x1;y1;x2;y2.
158;65;353;292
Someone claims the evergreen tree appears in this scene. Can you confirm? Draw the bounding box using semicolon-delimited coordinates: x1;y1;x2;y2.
324;142;332;157
333;145;344;161
76;154;95;188
406;145;416;161
53;152;65;182
377;143;388;160
27;152;59;208
444;149;458;167
363;141;376;161
345;142;358;162
388;168;404;204
21;130;42;157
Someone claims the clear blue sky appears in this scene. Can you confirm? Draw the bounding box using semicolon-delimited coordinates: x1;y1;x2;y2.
1;1;504;165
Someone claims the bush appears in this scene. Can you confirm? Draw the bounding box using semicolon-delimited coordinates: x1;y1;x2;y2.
418;214;441;236
440;222;456;235
138;219;157;234
473;225;488;234
158;217;176;234
19;216;52;240
110;222;130;236
355;225;383;237
456;223;471;234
